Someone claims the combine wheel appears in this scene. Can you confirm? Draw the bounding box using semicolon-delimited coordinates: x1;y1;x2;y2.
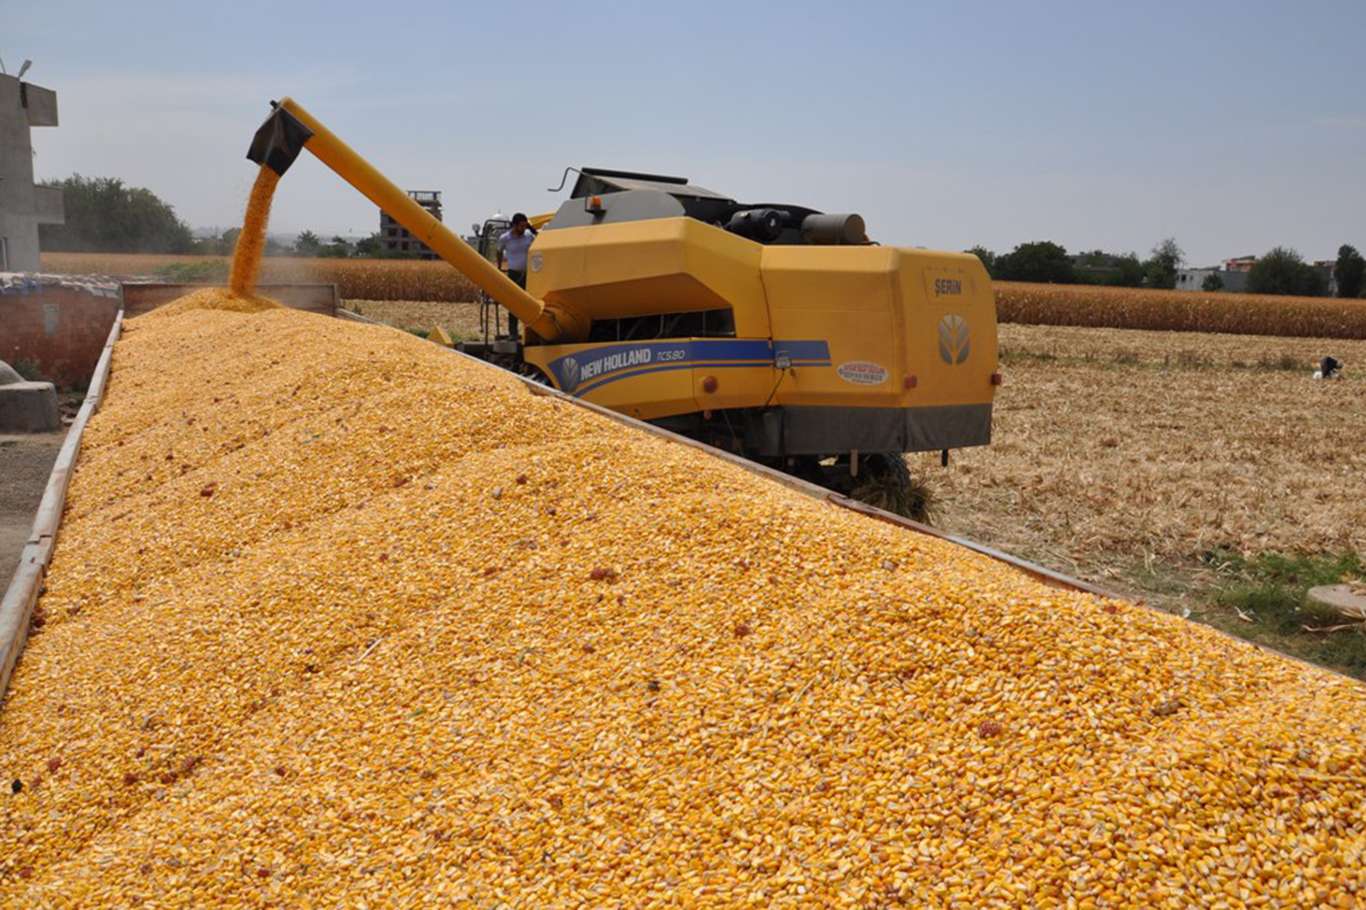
845;454;937;523
769;453;936;522
783;455;828;487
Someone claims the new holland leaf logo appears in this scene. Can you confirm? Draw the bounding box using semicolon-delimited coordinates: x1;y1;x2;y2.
561;356;580;391
937;314;971;365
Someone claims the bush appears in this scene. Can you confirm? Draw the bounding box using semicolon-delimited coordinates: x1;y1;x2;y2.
1248;247;1328;297
38;175;195;254
1335;245;1364;299
12;359;45;382
995;241;1074;283
1143;238;1184;290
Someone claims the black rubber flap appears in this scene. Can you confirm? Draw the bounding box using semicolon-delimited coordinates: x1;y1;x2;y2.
246;103;313;176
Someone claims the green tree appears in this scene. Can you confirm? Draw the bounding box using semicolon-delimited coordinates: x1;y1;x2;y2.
1114;254;1145;287
1247;247;1328;297
1071;249;1108;285
995;241;1074;283
316;236;353;259
37;175;195;253
207;227;242;256
1201;272;1224;292
1143;238;1184;289
1334;244;1365;298
966;246;997;277
293;230;322;256
355;232;384;257
1072;250;1144;287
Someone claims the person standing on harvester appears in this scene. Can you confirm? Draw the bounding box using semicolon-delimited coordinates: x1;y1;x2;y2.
497;213;536;336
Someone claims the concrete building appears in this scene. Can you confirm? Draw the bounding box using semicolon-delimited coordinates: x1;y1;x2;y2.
1175;267;1249;293
379;190;441;259
1179;255;1339;295
0;73;62;272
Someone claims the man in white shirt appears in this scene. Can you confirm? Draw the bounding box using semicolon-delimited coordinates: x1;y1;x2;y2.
496;212;536;290
495;213;536;338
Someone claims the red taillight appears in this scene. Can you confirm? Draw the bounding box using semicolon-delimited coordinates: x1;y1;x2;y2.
990;372;1003;386
701;375;718;394
903;375;918;390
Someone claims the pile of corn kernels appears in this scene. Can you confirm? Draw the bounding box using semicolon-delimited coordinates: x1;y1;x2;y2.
1;292;1363;908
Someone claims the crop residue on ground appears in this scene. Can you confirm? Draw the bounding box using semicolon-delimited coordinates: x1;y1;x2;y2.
917;323;1366;571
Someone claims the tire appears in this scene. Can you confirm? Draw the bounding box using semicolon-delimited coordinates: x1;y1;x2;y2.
847;454;937;523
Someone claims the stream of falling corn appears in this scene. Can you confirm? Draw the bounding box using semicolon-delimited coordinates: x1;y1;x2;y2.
0;174;1363;906
227;166;280;296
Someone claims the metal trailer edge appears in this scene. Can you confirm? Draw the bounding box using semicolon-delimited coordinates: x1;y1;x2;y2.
0;311;123;706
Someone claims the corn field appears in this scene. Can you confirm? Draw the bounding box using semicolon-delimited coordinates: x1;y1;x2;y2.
997;281;1366;339
41;253;480;303
40;255;1366;339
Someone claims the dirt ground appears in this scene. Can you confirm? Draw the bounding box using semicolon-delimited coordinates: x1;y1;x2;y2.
0;432;65;583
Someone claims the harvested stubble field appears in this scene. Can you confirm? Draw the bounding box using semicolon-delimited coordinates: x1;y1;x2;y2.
911;323;1366;588
343;299;484;339
3;293;1364;907
40;253;480;303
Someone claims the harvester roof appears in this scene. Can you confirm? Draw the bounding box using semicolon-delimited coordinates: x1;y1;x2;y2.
571;167;732;203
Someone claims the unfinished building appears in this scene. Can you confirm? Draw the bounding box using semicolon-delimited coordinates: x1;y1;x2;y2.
0;73;62;272
379;190;440;259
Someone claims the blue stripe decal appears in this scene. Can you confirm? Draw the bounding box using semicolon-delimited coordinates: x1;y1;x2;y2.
573;358;830;396
547;339;830;395
572;361;755;396
773;340;833;361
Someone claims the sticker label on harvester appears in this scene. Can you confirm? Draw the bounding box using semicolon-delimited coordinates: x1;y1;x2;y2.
836;361;889;385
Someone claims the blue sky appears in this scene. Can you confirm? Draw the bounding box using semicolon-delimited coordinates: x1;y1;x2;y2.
9;0;1366;264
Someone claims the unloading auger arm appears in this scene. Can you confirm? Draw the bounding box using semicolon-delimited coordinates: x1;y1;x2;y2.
246;97;589;343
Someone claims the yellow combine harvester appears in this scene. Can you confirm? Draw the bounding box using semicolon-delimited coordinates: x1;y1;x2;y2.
248;99;999;502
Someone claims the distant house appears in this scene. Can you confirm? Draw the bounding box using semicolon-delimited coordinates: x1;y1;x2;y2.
1223;256;1257;273
1175;267;1249;293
